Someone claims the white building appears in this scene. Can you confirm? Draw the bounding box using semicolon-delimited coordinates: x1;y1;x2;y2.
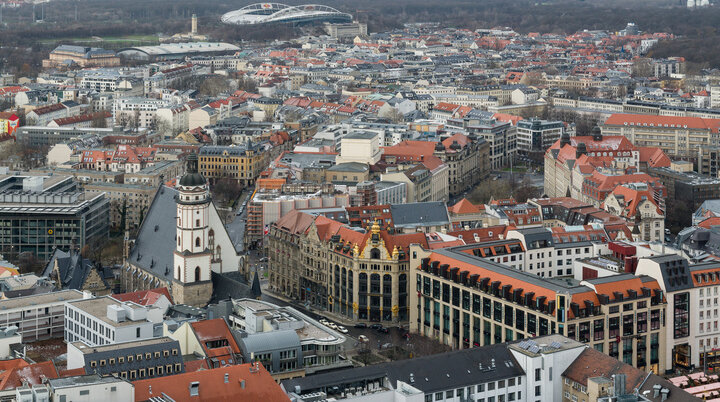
508;335;586;402
65;296;161;346
155;105;190;136
113;97;172;129
45;375;134;402
335;131;382;165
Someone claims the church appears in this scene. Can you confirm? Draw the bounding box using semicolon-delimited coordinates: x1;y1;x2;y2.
123;154;250;306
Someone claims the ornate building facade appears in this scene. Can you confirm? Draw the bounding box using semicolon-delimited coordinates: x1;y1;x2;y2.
269;211;430;324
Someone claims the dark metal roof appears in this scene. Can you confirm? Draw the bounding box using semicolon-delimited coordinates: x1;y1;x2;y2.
282;343;523;394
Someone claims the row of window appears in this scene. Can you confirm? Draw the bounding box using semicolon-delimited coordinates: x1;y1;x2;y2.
424;378;522;402
89;349;178;368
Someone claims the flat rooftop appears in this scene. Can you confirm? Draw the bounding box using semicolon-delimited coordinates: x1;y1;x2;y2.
67;297;149;328
0;289;84;311
70;336;176;353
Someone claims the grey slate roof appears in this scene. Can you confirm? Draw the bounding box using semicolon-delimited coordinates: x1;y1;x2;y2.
390;202;449;229
644;254;694;292
75;337;184;378
282;342;523;394
42;249;110;291
240;330;301;354
126;186;177;283
210;271;260;303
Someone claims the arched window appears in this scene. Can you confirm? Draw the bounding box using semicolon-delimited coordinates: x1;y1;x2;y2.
208;229;215;250
215;245;221;260
370;248;381;259
195;266;201;282
195;237;201;247
177;266;181;280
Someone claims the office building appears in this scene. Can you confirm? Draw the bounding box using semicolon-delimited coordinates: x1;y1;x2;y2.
410;243;668;373
0;289;84;342
0;175;109;262
64;296;161;346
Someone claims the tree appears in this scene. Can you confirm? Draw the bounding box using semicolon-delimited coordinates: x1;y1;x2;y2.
385;108;405;123
212;178;243;207
632;58;653;78
17;252;42;275
91;112;108;128
199;75;231;97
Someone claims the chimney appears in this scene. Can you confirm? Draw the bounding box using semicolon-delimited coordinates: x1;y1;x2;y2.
191;14;198;35
661;388;669;402
613;374;626;397
224;373;229;383
653;384;662;398
240;379;246;389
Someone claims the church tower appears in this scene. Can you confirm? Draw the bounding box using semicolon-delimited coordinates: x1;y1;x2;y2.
172;154;214;306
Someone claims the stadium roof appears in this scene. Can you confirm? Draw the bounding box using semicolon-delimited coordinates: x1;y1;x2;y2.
117;42;239;59
221;3;352;25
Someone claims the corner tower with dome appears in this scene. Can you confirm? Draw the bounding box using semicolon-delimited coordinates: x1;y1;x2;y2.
173;154;214;306
123;153;250;307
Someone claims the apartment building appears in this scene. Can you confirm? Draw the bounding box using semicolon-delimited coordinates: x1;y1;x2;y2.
198;145;267;186
66;337;184;381
83;182;156;230
113;97;172;129
410;244;668;373
0;289;84;342
543;131;670;201
446;117;516;170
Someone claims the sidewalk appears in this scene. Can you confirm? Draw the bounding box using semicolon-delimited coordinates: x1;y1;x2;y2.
262;287;359;327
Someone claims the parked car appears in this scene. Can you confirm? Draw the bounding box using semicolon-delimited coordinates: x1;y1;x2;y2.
337;325;348;334
327;323;338;330
354;323;367;329
376;326;389;334
369;324;383;330
319;318;329;325
259;257;268;262
358;335;369;342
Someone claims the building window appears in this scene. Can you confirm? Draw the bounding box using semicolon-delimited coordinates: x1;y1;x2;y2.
195;267;201;282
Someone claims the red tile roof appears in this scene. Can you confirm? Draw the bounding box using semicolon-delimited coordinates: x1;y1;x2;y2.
0;360;58;390
190;318;242;356
112;287;173;306
449;198;483;215
133;363;289;402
